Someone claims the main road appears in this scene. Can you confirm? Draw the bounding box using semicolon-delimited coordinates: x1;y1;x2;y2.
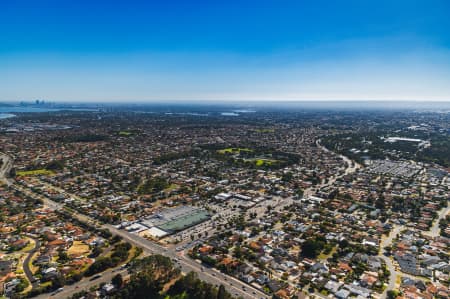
34;267;129;299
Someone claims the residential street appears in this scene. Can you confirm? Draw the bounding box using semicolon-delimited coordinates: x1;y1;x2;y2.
23;238;41;291
378;224;404;299
0;152;13;185
425;204;450;238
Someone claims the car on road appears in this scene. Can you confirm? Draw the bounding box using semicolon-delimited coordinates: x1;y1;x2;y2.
89;274;102;281
30;276;39;283
51;288;64;295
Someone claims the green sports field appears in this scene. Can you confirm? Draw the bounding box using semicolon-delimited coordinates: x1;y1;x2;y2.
158;209;210;233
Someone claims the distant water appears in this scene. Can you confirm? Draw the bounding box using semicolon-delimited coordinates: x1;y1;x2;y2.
0;106;98;119
165;112;209;116
0;113;15;119
0;107;61;113
221;112;239;116
233;109;256;113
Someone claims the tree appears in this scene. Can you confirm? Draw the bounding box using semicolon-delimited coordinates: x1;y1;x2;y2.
217;285;226;299
234;245;242;259
301;237;325;259
375;195;385;210
58;250;69;263
85;257;114;276
117;255;180;299
138;176;170;195
112;273;123;288
90;246;103;258
338;239;349;249
281;172;293;182
52;275;66;289
296;188;304;198
387;290;400;299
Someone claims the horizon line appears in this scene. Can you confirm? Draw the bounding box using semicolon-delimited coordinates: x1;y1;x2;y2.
2;99;450;104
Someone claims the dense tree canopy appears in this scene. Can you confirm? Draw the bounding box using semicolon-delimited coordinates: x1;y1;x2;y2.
111;255;236;299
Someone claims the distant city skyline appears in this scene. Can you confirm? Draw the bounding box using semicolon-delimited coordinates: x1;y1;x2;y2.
1;1;450;102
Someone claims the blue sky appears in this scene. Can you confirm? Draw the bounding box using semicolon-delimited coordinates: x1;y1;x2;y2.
1;0;450;102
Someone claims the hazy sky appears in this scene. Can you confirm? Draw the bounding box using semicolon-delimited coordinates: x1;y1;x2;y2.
1;0;450;102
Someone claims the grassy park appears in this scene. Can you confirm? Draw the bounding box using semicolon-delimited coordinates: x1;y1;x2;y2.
217;147;253;154
16;169;54;176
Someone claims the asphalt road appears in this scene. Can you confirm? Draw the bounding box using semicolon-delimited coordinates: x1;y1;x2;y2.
23;238;41;291
378;224;404;299
34;267;128;299
0;152;13;185
425;204;450;238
